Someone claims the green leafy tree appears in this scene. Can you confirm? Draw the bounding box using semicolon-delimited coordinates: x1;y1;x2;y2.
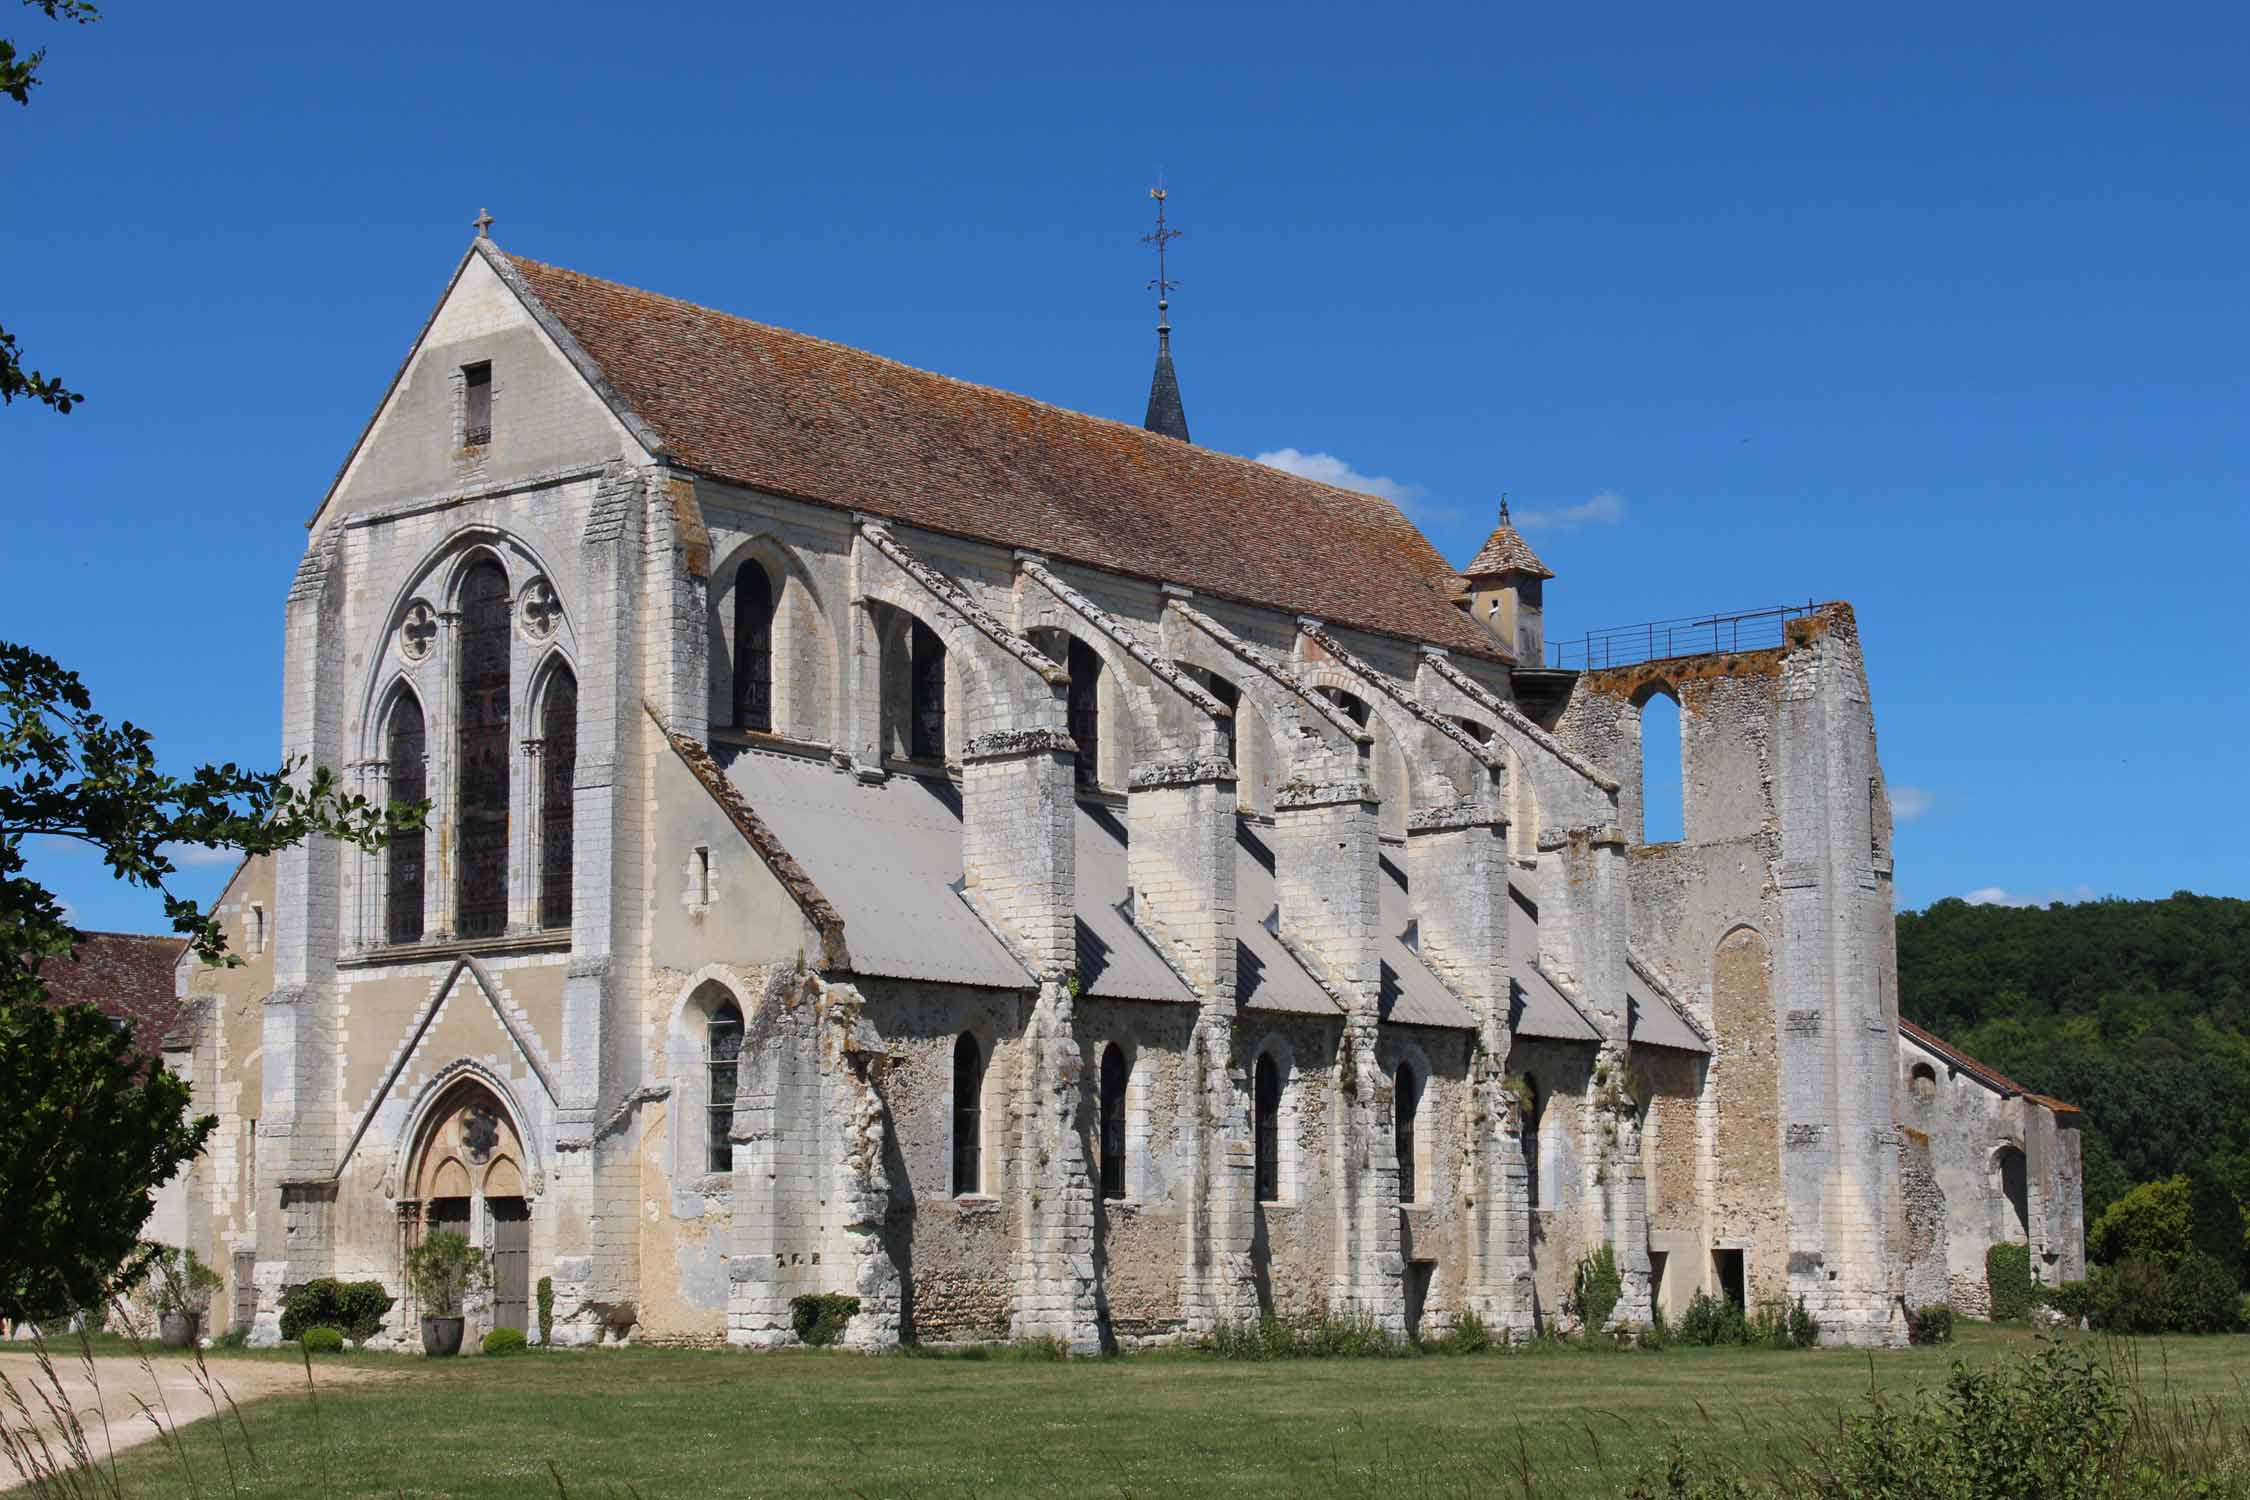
1;641;411;1321
3;0;97;412
2086;1175;2194;1269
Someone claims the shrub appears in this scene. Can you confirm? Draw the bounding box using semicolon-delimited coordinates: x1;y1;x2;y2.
789;1292;860;1347
300;1326;344;1354
2087;1174;2193;1269
1985;1242;2033;1320
1786;1296;1818;1348
406;1231;490;1318
1430;1309;1491;1355
1206;1311;1411;1359
2165;1252;2242;1334
2087;1255;2171;1334
1569;1244;1623;1334
280;1277;394;1341
1638;1304;1669;1351
335;1281;394;1341
481;1326;528;1356
2038;1280;2091;1325
146;1245;222;1318
1905;1303;1954;1345
536;1275;554;1346
1674;1290;1748;1347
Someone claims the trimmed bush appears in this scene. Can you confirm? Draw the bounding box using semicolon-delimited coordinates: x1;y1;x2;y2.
335;1281;394;1341
536;1275;554;1346
481;1326;528;1355
279;1278;394;1342
789;1293;860;1347
1985;1242;2033;1320
1569;1244;1623;1335
300;1326;344;1354
1905;1303;1954;1345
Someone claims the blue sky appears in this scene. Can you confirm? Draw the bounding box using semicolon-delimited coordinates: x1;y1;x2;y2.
5;1;2244;932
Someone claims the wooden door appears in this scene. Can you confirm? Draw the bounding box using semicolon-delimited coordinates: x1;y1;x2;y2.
490;1196;531;1333
232;1251;257;1331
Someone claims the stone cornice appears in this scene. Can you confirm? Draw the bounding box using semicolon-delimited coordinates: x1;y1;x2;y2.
1406;800;1506;834
963;727;1078;764
1275;777;1379;811
1128;757;1238;790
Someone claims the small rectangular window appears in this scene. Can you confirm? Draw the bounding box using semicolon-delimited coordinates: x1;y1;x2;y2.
463;362;492;446
694;846;711;906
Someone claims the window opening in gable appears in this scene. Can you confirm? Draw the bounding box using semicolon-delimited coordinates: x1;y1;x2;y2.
952;1032;983;1195
733;563;775;733
385;693;427;945
706;1000;744;1174
462;362;492;447
540;667;577;930
455;560;512;939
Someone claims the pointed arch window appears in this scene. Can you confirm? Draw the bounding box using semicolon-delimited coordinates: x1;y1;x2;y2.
384;693;426;945
910;619;947;763
1254;1054;1281;1203
1395;1062;1421;1204
1099;1044;1128;1200
1319;685;1371;728
455;560;512;939
1206;672;1240;766
539;666;577;930
706;1000;743;1174
733;562;775;733
1067;638;1102;792
952;1032;983;1196
1522;1075;1544;1210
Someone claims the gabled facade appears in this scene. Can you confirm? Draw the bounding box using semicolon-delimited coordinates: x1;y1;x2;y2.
166;234;2069;1351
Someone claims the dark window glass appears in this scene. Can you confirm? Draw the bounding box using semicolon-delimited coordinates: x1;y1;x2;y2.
455;560;512;938
1523;1076;1542;1209
463;362;492;446
1254;1054;1280;1203
1099;1044;1128;1200
910;619;947;762
540;668;576;930
385;694;426;945
707;1001;743;1174
1067;638;1102;792
733;563;774;732
1207;673;1239;766
1395;1063;1419;1204
952;1032;982;1195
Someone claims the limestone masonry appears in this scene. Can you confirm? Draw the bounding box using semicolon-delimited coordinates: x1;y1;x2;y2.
164;236;2081;1351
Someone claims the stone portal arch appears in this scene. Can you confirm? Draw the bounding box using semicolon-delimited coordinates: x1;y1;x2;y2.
404;1076;534;1336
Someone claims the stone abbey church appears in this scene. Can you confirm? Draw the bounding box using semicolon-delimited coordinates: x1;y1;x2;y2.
165;229;2083;1352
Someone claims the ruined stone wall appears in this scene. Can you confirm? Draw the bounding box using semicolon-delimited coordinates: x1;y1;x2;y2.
1380;1026;1477;1334
1076;998;1198;1342
1242;1015;1343;1322
1512;1039;1593;1323
1899;1127;1951;1311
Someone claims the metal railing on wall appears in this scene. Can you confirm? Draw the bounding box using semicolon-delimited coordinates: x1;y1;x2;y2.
1547;602;1817;671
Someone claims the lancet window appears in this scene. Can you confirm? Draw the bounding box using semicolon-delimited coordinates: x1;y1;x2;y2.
540;667;576;930
733;562;775;733
385;694;426;945
952;1032;983;1196
910;619;947;762
1099;1044;1128;1200
1067;638;1102;791
707;1000;743;1174
454;560;512;939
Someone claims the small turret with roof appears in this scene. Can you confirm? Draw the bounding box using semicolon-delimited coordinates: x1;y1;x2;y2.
1461;497;1553;662
1140;185;1190;443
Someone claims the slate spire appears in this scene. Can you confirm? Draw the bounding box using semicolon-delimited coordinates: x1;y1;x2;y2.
1141;186;1190;443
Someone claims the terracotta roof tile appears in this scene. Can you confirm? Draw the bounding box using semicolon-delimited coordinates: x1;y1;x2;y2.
502;252;1501;660
1463;515;1553;580
37;932;188;1061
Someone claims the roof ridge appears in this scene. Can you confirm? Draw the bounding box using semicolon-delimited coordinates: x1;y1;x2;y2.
501;252;1422;525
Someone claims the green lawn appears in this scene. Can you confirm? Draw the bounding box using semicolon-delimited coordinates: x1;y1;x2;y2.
63;1326;2250;1498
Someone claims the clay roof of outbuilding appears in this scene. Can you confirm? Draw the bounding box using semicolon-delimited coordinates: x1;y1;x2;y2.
498;250;1501;660
1462;511;1553;581
1899;1017;2081;1117
35;932;189;1061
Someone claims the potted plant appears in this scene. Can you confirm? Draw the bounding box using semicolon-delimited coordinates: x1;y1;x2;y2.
148;1245;221;1349
405;1230;490;1357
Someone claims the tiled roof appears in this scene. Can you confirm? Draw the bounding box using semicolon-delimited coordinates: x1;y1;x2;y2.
1900;1018;2081;1117
37;932;188;1061
499;251;1501;659
1462;514;1553;580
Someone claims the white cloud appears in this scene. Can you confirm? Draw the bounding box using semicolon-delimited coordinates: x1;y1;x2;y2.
1253;448;1442;520
1964;883;2099;908
1514;490;1626;531
162;842;238;868
1890;787;1934;821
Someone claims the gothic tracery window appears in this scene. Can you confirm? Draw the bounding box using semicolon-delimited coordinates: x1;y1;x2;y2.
385;693;426;945
1067;638;1102;792
1099;1044;1128;1200
909;619;947;763
706;1000;744;1174
455;560;512;939
733;562;775;733
540;667;576;931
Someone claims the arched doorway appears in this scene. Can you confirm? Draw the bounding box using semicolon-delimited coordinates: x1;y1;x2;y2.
408;1079;532;1334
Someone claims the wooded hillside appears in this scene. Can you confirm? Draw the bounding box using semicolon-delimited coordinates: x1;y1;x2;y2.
1895;893;2250;1226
